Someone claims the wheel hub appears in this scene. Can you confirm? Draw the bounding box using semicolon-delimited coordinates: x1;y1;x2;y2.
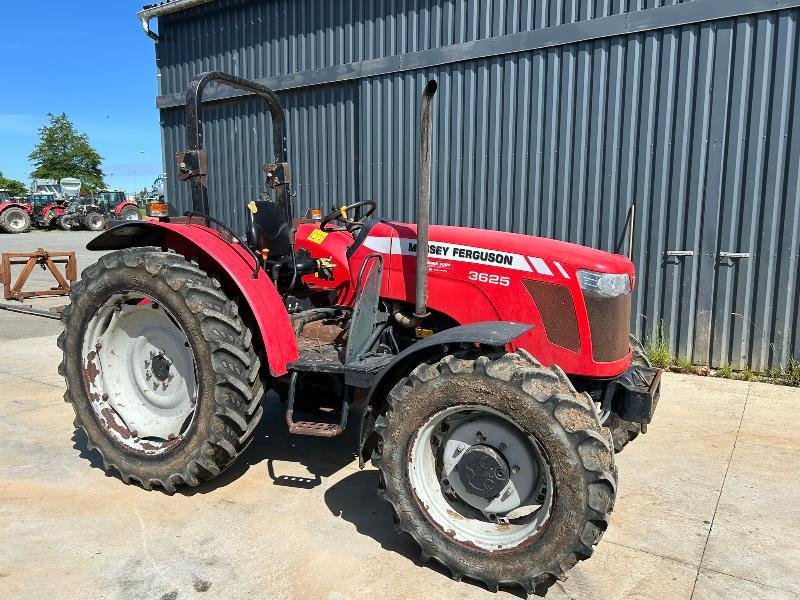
456;444;510;499
82;294;197;455
409;405;553;551
150;353;171;382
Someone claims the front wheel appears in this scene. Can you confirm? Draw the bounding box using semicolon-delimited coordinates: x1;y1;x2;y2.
600;334;651;452
374;351;616;595
59;248;265;492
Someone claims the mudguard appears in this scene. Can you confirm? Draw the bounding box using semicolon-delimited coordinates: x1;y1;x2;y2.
87;221;299;376
357;321;532;465
114;201;140;216
0;201;32;215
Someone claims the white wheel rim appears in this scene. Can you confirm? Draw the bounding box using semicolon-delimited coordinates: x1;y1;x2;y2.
409;405;554;551
9;216;24;230
125;211;138;220
82;293;198;455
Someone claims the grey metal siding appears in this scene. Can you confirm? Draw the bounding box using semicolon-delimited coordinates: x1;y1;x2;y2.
154;0;800;371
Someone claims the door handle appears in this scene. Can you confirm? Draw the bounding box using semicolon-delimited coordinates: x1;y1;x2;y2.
665;250;694;256
718;252;750;259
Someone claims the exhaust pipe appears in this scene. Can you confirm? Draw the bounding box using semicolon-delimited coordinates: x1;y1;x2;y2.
413;79;438;322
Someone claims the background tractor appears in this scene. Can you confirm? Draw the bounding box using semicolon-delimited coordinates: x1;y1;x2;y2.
60;73;660;595
0;189;33;233
56;189;140;231
28;192;69;228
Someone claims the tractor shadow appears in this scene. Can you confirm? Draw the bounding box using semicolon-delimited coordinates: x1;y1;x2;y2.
71;392;357;494
71;402;525;597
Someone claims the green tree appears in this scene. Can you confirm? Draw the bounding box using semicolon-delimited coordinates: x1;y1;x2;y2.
0;171;27;197
28;113;106;192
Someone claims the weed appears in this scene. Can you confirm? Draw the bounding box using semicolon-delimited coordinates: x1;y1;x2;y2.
715;363;734;379
785;357;800;387
645;322;672;369
740;367;755;382
672;356;697;374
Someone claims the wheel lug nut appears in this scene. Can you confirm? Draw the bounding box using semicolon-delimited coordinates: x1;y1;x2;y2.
512;465;520;473
455;443;466;454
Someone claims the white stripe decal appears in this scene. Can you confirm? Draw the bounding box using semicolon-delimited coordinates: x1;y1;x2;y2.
363;236;533;272
529;256;554;277
553;261;570;279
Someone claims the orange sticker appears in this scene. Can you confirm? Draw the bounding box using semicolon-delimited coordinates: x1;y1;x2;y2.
307;229;328;244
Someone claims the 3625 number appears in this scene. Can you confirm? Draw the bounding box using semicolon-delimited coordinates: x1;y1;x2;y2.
468;271;510;286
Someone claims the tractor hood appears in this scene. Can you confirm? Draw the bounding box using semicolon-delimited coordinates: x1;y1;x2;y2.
387;223;635;280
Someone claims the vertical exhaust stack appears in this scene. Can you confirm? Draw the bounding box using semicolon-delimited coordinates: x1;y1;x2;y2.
413;80;438;322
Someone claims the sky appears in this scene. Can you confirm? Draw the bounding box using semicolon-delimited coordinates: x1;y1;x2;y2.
0;1;162;195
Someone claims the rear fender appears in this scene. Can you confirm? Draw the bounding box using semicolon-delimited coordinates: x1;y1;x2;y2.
87;221;299;376
0;202;32;216
357;321;532;466
114;201;140;216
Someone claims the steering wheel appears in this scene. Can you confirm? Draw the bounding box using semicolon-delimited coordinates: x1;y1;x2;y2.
320;200;377;232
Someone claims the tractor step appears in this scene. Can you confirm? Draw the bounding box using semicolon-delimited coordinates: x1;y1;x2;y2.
285;371;349;437
287;420;345;437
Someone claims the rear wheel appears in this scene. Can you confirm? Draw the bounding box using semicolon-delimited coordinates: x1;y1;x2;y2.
374;350;616;595
59;247;264;492
600;335;650;452
118;205;141;221
83;212;107;231
0;207;31;233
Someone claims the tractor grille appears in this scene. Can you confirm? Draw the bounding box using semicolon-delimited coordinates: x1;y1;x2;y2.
584;291;631;363
522;280;581;352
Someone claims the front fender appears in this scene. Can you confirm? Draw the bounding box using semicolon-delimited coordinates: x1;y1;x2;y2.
357;321;532;466
88;221;299;376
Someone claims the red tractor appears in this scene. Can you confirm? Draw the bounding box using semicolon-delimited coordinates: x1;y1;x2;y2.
57;190;140;231
0;189;33;233
28;192;69;229
60;73;660;594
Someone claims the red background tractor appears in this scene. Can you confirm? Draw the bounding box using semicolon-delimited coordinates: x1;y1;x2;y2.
56;190;141;231
0;189;33;233
60;73;660;594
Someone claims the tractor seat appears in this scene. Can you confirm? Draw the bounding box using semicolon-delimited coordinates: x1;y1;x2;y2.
246;200;292;257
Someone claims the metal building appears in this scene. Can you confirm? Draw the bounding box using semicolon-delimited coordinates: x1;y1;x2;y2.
139;0;800;371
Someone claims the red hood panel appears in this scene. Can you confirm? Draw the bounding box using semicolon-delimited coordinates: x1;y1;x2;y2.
388;223;634;277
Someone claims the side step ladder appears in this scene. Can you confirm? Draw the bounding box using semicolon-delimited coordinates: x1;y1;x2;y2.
285;371;349;437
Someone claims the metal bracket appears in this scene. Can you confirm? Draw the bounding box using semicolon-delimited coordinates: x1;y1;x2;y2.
718;251;750;259
176;150;208;182
263;162;292;189
665;250;694;257
1;249;77;301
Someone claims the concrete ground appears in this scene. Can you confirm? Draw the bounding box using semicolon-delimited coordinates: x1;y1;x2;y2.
0;230;798;599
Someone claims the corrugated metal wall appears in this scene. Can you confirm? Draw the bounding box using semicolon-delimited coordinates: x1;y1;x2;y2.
154;0;800;371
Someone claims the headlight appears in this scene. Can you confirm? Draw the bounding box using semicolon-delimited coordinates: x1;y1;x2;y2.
577;270;630;297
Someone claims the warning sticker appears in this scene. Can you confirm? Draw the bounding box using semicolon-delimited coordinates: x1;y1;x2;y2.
307;229;328;244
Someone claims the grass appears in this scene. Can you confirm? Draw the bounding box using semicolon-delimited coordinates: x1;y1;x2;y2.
643;322;798;387
645;323;673;369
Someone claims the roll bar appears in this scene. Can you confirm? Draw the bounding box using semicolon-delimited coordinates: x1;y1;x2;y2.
177;71;292;225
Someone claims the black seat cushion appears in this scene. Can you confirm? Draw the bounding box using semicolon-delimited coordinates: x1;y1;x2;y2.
246;200;292;257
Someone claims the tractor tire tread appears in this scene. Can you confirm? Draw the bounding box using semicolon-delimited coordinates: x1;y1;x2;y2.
61;247;264;493
372;349;616;596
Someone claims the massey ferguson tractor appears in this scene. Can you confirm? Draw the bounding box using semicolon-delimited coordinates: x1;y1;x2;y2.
59;73;660;595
